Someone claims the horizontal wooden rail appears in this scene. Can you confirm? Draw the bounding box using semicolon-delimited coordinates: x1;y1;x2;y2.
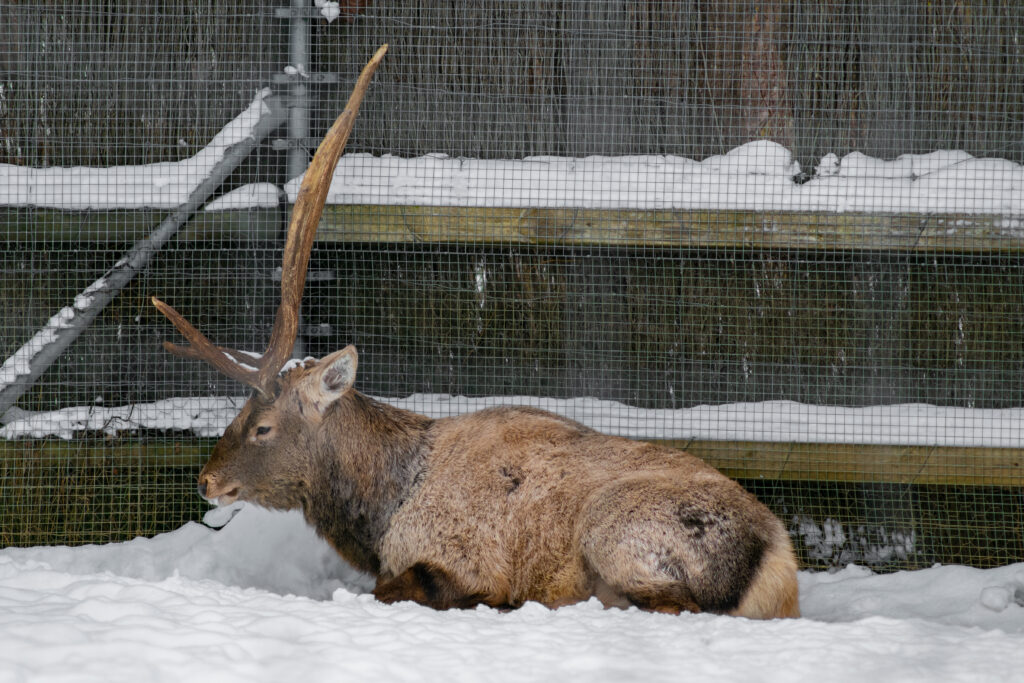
0;439;214;468
668;440;1024;487
7;206;1024;251
3;208;279;243
4;437;1021;487
315;206;1024;252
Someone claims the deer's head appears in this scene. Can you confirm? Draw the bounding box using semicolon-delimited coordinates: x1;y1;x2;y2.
152;46;386;509
193;346;358;507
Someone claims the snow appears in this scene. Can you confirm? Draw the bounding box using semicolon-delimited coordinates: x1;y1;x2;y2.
314;0;342;23
0;396;244;439
281;144;1024;218
1;504;1022;682
0;276;110;390
3;393;1021;449
0;308;73;387
0;89;273;210
203;182;281;211
4;137;1024;220
795;516;918;567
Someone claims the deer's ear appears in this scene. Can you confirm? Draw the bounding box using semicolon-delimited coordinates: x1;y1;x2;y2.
302;346;358;412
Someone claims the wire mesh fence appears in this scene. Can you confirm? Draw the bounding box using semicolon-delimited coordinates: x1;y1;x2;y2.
2;1;1023;570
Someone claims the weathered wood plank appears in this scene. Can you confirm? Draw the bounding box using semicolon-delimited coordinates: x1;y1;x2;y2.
0;438;213;468
4;437;1020;487
666;440;1024;487
6;206;1024;250
2;208;280;243
314;205;1024;251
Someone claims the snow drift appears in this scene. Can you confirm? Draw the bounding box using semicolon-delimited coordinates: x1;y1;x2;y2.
1;504;1023;682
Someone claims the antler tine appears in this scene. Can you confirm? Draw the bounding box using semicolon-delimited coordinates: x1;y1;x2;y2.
151;45;387;395
151;297;262;388
256;43;389;391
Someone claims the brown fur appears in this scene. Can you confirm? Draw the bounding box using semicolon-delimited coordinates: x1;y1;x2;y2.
198;346;800;618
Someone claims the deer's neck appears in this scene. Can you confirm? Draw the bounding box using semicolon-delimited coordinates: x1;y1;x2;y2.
306;391;432;575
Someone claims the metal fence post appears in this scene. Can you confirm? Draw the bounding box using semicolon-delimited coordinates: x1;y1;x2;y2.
287;0;311;185
271;1;340;359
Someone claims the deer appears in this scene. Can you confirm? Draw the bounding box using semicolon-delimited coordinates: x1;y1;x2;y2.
152;45;800;619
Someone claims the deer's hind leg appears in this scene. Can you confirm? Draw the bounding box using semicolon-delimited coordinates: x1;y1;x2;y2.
578;477;784;617
373;563;489;610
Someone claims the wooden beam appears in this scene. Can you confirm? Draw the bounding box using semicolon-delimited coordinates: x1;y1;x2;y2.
3;208;279;243
7;206;1024;251
315;205;1024;252
4;437;1021;487
663;440;1024;487
0;439;214;468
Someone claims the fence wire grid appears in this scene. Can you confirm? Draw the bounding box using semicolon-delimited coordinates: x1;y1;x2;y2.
2;0;1023;570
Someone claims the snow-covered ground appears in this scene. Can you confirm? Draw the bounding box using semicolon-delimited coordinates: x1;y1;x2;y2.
1;504;1022;682
3;391;1021;678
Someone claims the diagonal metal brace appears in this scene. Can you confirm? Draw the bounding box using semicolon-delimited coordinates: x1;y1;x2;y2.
0;96;288;422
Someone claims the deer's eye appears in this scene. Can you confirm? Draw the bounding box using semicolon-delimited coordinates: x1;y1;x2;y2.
255;425;272;436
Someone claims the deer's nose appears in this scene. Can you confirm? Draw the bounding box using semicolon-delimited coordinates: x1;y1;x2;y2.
197;476;209;500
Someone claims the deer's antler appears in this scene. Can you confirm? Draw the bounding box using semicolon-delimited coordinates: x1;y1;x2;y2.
153;44;388;396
